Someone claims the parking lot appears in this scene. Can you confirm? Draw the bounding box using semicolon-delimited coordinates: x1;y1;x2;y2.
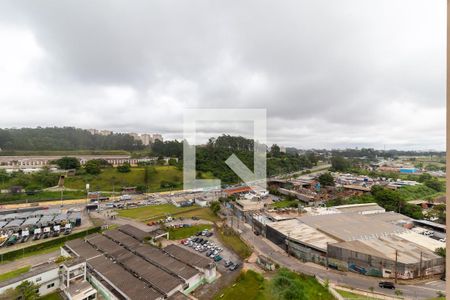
169;227;244;300
175;227;242;271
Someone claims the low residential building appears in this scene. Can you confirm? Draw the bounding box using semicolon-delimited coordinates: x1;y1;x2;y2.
0;260;96;300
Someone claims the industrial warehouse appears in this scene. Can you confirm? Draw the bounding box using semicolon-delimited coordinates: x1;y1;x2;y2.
0;224;217;299
252;203;445;279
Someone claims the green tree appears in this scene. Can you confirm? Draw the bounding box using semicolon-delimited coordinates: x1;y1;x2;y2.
424;178;443;192
16;280;40;300
331;156;350;172
0;169;10;185
371;185;404;212
85;160;101;175
270;144;281;157
435;247;446;258
418;172;432;183
427;204;446;224
53;156;81;170
271;268;306;300
117;162;131;173
210;201;221;215
318;173;335;187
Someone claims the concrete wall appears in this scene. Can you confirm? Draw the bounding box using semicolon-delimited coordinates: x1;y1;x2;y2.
328;244;445;279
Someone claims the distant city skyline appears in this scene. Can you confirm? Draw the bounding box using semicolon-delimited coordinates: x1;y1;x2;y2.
0;1;445;150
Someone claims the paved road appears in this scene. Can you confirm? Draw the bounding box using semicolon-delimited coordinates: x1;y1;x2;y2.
228;216;445;300
0;250;59;273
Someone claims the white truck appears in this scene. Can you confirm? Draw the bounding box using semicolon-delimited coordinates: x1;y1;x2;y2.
120;194;132;201
53;225;61;237
64;223;72;235
33;228;42;240
43;227;51;239
21;229;30;243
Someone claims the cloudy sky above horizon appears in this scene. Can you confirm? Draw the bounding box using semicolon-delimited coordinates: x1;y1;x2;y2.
0;1;445;150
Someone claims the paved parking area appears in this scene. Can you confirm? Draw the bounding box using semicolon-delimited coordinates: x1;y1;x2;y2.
177;228;243;300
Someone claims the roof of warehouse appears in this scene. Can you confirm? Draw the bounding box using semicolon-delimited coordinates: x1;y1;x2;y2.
119;224;151;241
135;245;199;280
332;203;384;214
331;235;441;264
364;211;412;224
86;234;129;257
39;215;54;223
164;244;213;269
66;236;183;296
267;219;337;251
168;291;190;300
88;255;163;300
65;239;103;260
395;231;445;252
103;229;141;248
298;213;408;241
413;219;446;231
22;217;40;226
5;219;24;227
114;251;183;294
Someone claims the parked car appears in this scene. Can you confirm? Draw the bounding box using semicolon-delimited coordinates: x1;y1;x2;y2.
229;263;240;271
214;255;222;262
378;282;395;289
224;260;233;267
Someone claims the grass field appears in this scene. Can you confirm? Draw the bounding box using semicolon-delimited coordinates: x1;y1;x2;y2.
271;199;298;208
213;270;267;300
336;289;379;300
216;226;252;259
0;190;87;204
0;266;30;282
168;224;212;240
173;208;220;222
39;292;64;300
65;166;182;192
118;204;197;221
213;269;334;300
398;185;445;201
118;204;219;222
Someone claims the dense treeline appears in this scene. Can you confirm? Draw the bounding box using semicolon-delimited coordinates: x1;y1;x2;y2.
0;127;144;151
198;135;315;183
330;148;445;159
327;183;445;220
151;135;317;184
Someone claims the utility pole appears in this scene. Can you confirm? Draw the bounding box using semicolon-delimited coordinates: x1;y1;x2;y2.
419;251;423;280
394;249;398;284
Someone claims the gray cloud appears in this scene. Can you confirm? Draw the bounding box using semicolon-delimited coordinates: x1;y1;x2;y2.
0;0;445;150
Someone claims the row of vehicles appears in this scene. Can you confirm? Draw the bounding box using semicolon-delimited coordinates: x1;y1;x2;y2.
0;223;73;247
224;260;240;271
181;235;223;262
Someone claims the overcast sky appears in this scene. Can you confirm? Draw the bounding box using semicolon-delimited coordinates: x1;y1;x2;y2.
0;1;445;150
